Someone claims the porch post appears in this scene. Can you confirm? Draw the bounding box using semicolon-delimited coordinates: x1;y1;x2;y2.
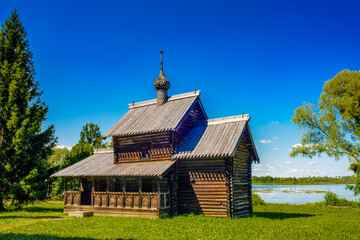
91;177;95;206
78;178;82;206
64;177;68;205
122;177;126;193
157;179;160;209
106;177;110;207
139;178;142;208
122;177;126;208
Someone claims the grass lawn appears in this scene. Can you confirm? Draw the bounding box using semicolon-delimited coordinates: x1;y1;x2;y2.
0;201;359;239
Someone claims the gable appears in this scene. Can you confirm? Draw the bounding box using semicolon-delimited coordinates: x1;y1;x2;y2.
175;99;207;148
240;123;259;163
173;115;259;160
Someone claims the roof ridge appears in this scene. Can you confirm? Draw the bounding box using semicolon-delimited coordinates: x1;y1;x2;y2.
94;148;114;154
195;114;250;126
128;90;201;109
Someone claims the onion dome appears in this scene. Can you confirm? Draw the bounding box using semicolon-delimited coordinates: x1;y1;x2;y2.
154;69;170;90
154;50;170;105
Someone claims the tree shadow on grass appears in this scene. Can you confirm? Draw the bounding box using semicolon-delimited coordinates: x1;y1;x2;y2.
252;212;315;220
0;215;64;219
0;233;134;240
0;233;94;240
23;206;64;213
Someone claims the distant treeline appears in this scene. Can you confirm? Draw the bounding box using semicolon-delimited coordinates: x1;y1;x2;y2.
252;176;355;185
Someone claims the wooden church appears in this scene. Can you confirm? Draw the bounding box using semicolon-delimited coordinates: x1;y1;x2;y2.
52;53;259;218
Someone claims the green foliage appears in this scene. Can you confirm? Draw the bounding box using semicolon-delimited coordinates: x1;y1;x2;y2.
51;144;92;198
51;123;104;198
252;193;266;206
79;123;103;148
60;143;93;169
323;191;360;208
252;176;354;185
1;201;360;239
103;137;114;148
0;10;56;210
47;147;69;168
291;70;360;195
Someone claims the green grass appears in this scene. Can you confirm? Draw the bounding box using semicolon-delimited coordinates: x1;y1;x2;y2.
0;201;360;239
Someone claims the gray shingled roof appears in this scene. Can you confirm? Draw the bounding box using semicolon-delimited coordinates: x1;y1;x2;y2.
103;91;205;138
51;151;175;178
172;115;257;160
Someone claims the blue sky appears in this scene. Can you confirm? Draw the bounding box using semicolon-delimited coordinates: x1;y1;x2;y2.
1;0;359;177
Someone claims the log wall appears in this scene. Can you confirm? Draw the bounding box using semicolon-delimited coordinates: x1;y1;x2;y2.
169;167;178;216
231;134;253;217
114;132;173;163
177;158;228;217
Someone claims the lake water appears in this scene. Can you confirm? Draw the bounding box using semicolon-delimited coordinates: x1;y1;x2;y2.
253;184;358;204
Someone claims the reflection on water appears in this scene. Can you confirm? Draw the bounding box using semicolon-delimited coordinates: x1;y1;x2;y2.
253;184;357;204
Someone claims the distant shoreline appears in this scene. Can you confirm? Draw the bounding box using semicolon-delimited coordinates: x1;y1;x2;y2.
253;182;352;185
252;176;354;185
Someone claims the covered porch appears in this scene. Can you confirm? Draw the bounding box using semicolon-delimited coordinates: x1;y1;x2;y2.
51;151;176;218
64;177;171;218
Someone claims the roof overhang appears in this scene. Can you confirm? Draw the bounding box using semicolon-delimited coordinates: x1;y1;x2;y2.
51;153;176;178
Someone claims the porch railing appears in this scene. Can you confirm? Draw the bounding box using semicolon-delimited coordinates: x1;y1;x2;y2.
65;191;79;206
92;192;159;209
64;191;170;210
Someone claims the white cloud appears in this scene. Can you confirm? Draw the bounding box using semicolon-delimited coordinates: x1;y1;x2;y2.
289;143;314;151
55;144;71;150
292;143;313;148
273;136;279;140
270;121;279;124
288;168;304;173
308;161;318;166
312;169;326;175
272;148;278;151
285;161;292;164
253;164;262;172
265;165;276;171
260;139;272;144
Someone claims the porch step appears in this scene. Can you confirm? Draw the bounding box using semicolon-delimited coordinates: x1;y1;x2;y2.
68;211;93;217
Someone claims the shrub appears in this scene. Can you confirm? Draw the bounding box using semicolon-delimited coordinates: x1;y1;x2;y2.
252;193;266;206
323;191;360;208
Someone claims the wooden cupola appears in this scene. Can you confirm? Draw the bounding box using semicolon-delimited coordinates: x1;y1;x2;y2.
154;50;170;106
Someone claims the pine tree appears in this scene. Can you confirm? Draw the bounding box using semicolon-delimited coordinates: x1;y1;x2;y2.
0;10;56;209
79;123;103;148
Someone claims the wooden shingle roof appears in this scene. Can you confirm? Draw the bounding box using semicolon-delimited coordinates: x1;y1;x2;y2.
172;115;259;161
103;91;205;138
51;151;175;178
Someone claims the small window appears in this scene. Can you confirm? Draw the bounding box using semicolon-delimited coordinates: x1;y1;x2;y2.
190;179;196;184
159;193;170;209
140;145;150;160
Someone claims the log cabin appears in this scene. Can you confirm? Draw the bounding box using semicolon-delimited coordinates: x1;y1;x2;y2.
51;54;259;218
